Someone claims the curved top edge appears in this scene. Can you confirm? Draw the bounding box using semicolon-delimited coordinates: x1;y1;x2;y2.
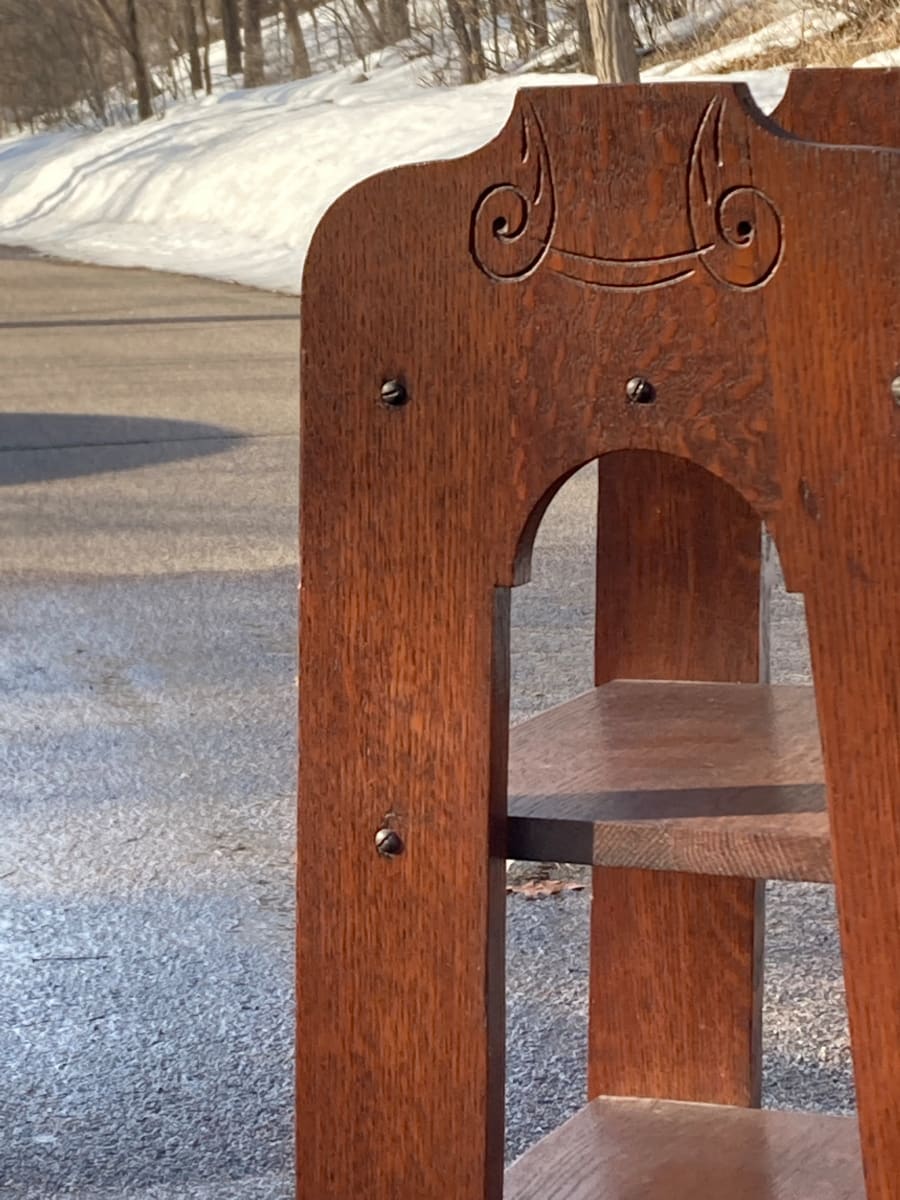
303;72;900;299
510;78;794;145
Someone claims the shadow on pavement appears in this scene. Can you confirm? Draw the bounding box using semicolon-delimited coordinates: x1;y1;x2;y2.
0;413;242;485
0;243;44;261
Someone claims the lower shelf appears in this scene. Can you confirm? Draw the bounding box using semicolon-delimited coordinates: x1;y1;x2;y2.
504;1097;862;1199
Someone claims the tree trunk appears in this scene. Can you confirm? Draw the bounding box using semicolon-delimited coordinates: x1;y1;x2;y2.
447;0;475;82
182;0;203;90
506;0;529;58
464;0;486;79
281;0;312;77
529;0;548;48
448;0;486;81
353;0;386;49
309;1;322;53
198;0;214;91
382;0;410;42
221;0;243;74
575;0;593;72
166;52;180;100
489;0;501;70
125;0;153;118
243;0;265;85
586;0;637;82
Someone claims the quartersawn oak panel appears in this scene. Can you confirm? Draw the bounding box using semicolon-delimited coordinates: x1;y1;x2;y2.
588;872;765;1107
508;680;829;881
299;74;900;1200
584;68;899;1117
504;1097;864;1200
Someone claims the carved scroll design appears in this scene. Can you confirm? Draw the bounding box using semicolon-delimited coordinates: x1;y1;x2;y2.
688;96;783;290
471;94;783;293
470;102;556;282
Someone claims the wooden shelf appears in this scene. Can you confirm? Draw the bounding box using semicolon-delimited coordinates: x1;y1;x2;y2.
504;1097;862;1199
507;681;830;882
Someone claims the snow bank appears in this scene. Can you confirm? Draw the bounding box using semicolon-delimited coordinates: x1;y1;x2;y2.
0;54;796;294
0;0;896;296
853;48;900;68
0;57;577;292
645;5;848;78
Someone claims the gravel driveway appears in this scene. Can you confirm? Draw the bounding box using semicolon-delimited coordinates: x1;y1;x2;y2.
0;257;850;1198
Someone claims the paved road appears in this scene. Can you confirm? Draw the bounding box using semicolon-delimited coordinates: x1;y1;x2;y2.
0;252;851;1199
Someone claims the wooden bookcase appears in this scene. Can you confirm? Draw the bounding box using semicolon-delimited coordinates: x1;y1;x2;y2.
298;69;900;1200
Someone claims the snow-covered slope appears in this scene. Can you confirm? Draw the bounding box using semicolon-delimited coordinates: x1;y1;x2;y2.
853;47;900;68
0;56;791;294
645;5;847;78
0;8;893;295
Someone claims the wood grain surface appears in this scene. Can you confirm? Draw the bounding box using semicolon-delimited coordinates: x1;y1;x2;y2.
589;871;765;1108
764;68;900;1200
586;67;899;1157
299;73;900;1199
504;1096;864;1199
508;681;829;880
775;65;899;143
592;450;766;1104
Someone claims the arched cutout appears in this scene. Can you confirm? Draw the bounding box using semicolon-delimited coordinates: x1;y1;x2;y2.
511;456;597;587
512;447;772;599
500;444;770;1127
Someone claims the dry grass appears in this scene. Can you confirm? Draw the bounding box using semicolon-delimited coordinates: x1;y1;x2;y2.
645;0;900;73
727;7;900;70
642;0;786;68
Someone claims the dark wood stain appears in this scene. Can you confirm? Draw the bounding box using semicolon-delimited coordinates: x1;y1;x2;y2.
509;681;829;881
592;451;766;1105
298;70;900;1199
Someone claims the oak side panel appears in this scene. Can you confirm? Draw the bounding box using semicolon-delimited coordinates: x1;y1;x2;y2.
764;140;900;1199
298;77;900;1199
588;76;900;1121
776;66;899;144
298;165;510;1197
769;66;900;1200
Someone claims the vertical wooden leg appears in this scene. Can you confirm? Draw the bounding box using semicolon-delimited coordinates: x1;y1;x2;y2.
590;452;765;1105
589;870;763;1104
806;579;900;1200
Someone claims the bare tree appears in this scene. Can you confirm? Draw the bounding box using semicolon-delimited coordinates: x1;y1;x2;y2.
182;0;203;89
221;0;243;73
0;0;222;130
468;0;486;76
488;0;501;68
445;0;471;79
353;0;386;48
442;0;486;80
243;0;265;84
308;1;322;53
575;0;594;71
86;0;153;118
281;0;312;76
529;0;548;48
197;0;214;91
506;0;530;57
381;0;410;42
585;0;637;81
125;0;152;114
0;0;97;129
